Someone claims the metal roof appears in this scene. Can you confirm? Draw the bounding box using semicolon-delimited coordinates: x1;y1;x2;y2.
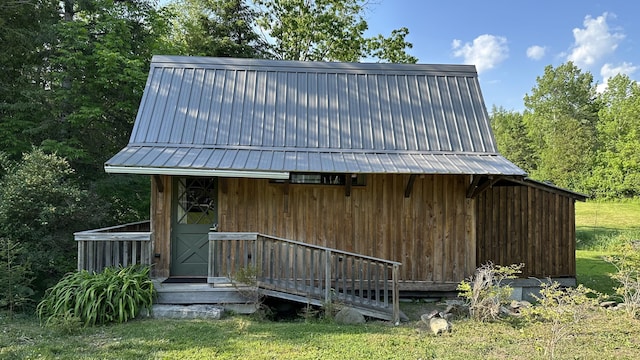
105;55;526;177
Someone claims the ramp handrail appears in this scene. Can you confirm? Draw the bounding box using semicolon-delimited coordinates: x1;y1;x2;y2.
209;232;401;323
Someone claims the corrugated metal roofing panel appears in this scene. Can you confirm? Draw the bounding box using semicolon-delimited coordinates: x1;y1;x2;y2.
107;56;524;176
106;146;525;176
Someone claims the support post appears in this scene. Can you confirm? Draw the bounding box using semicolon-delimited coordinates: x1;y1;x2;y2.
392;264;400;325
325;249;332;304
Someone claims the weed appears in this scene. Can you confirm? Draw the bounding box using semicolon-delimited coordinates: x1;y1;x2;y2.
231;265;264;311
457;262;523;322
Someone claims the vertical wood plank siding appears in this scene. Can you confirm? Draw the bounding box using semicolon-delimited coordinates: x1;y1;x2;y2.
475;185;576;278
212;174;476;285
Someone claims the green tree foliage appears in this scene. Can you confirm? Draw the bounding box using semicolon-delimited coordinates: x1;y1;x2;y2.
590;74;640;198
44;0;166;174
164;0;270;57
490;106;534;173
0;0;58;159
0;149;93;293
254;0;417;63
523;62;600;191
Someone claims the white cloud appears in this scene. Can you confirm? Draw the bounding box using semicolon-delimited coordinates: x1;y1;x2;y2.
526;45;546;60
451;34;508;73
601;62;637;79
567;12;625;69
596;62;638;92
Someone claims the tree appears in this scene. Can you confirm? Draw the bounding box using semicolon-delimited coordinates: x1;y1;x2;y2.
490;106;534;173
163;0;270;58
43;0;166;175
0;149;94;294
0;0;58;159
522;62;600;191
589;74;640;198
254;0;417;63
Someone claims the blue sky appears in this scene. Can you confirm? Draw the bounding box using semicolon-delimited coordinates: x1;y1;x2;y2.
363;1;640;110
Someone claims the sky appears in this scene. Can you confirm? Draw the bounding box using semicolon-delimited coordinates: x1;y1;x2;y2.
362;0;640;110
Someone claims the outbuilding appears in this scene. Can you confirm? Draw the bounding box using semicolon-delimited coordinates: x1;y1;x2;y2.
76;56;585;320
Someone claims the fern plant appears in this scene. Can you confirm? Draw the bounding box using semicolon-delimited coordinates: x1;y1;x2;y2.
37;265;155;327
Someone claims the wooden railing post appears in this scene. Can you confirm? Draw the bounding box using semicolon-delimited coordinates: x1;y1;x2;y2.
392;264;400;325
325;249;331;304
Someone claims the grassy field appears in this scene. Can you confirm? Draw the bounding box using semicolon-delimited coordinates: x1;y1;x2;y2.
2;200;639;359
575;200;640;295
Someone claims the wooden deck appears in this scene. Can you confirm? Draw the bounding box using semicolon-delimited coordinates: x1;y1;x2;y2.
75;221;152;272
76;226;401;323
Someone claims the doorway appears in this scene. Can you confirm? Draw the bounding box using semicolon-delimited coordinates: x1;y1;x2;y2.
170;177;217;277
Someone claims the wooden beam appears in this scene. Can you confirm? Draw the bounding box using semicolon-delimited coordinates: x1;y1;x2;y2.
468;176;499;198
466;175;483;198
404;174;417;198
345;174;352;197
153;174;164;193
283;180;289;214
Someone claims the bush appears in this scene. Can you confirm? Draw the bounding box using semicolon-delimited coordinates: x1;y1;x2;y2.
457;262;523;322
0;148;91;295
521;281;601;360
37;265;155;327
605;240;640;318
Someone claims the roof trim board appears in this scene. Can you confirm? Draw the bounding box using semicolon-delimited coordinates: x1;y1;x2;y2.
104;165;290;179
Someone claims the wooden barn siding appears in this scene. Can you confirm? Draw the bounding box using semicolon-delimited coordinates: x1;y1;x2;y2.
476;185;576;278
215;174;476;285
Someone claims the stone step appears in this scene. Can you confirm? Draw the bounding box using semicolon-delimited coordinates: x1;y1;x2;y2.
152;304;224;320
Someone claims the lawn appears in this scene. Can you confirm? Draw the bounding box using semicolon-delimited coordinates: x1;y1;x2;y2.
2;309;640;360
575;200;640;295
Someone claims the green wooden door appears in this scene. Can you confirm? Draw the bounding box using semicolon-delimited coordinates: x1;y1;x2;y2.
171;177;217;277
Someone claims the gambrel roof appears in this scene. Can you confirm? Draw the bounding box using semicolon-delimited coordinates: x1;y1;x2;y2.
105;55;526;178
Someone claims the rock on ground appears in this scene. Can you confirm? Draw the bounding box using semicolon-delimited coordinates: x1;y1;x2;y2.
334;307;366;325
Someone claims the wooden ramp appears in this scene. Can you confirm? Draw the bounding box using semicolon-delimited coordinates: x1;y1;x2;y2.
208;233;403;323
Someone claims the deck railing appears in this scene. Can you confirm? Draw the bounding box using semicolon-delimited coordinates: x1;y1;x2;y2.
209;232;401;323
75;221;152;272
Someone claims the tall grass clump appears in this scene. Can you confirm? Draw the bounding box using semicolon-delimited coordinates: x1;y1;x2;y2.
36;265;155;327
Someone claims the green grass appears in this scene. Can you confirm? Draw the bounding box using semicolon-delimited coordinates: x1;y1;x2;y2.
575;200;640;250
575;199;640;296
2;310;640;360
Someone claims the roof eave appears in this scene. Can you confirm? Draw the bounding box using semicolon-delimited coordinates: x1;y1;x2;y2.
104;165;290;180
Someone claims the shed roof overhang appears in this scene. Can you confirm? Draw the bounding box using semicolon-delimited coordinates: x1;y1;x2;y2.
104;145;527;178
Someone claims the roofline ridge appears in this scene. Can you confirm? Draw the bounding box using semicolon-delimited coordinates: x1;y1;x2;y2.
149;55;478;76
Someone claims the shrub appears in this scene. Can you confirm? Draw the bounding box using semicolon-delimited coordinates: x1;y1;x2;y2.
457;262;523;322
37;265;155;327
0;148;91;295
605;240;640;318
521;281;601;360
